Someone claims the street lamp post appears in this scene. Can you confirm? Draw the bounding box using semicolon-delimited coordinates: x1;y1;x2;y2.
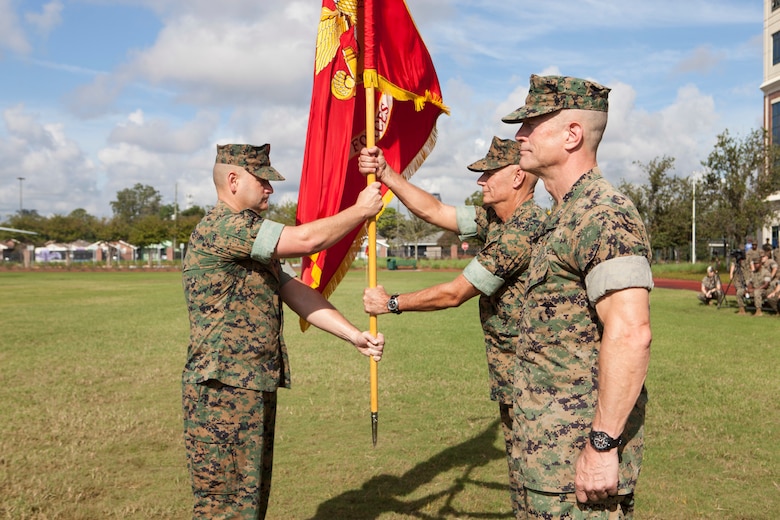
692;178;696;264
690;172;705;265
17;177;25;213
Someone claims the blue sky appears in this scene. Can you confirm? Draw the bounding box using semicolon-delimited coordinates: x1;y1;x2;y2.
0;0;765;218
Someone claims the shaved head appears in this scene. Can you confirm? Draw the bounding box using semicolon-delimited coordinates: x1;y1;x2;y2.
567;109;607;152
213;163;235;190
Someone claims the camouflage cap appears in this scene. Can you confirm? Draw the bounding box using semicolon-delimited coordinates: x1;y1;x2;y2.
215;143;285;181
502;74;611;123
466;136;521;172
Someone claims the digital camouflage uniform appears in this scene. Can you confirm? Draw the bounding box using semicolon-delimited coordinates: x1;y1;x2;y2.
182;143;291;520
698;272;722;305
455;136;544;518
502;74;653;518
765;252;780;312
749;258;776;313
767;283;780;313
732;257;749;312
457;199;543;514
513;168;653;516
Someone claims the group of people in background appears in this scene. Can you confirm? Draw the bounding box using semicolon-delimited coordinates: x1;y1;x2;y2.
701;243;780;316
181;74;653;520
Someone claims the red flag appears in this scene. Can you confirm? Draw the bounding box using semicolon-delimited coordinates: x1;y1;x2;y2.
297;0;448;304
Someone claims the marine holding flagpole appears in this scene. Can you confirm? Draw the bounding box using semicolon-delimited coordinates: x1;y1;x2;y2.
181;144;384;519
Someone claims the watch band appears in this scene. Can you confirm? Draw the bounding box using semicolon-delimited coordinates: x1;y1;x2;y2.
589;430;623;451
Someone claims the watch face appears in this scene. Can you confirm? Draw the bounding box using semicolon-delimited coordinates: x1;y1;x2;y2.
387;296;399;312
591;432;610;450
589;431;619;451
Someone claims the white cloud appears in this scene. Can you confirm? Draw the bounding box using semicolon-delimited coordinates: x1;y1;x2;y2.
108;109;219;153
0;0;31;55
0;105;97;217
65;74;127;118
600;83;719;184
67;3;319;113
25;0;63;36
4;104;54;146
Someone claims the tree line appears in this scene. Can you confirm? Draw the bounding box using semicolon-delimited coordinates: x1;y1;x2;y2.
0;182;470;257
4;127;779;261
618;128;780;262
1;184;207;251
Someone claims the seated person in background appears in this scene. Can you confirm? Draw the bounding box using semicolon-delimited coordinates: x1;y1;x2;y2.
698;266;723;305
752;248;779;316
747;254;773;316
765;279;780;314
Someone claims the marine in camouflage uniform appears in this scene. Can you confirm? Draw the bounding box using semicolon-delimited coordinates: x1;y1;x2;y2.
697;266;722;305
459;144;544;518
730;253;750;314
765;274;780;313
749;250;778;316
503;75;653;519
183;143;384;520
359;137;543;518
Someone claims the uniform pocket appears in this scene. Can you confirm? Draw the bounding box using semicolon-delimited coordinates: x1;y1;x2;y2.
185;421;241;496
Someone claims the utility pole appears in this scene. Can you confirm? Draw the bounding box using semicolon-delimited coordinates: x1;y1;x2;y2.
173;183;178;262
691;178;696;264
17;177;25;213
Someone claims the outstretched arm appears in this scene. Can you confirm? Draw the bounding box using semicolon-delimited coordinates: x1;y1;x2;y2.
359;147;459;232
275;182;384;258
281;277;384;361
363;275;481;315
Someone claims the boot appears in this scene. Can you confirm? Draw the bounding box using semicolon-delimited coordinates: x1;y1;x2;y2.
755;309;763;317
737;308;746;315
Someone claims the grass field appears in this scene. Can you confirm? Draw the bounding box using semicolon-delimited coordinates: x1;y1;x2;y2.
0;269;778;519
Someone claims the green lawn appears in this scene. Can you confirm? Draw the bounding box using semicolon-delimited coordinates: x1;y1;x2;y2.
0;270;777;519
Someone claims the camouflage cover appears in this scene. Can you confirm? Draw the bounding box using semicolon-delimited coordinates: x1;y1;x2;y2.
215;143;285;181
502;74;610;123
467;136;522;172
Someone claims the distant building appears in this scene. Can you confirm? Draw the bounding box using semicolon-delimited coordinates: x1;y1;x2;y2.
760;0;780;247
88;240;138;263
356;235;389;260
32;240;107;264
396;230;448;259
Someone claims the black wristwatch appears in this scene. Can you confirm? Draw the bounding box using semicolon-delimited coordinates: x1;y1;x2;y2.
589;430;623;452
387;294;402;314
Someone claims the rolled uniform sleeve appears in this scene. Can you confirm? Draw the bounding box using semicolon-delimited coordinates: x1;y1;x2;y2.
464;258;505;296
585;256;653;303
456;205;478;239
250;219;285;263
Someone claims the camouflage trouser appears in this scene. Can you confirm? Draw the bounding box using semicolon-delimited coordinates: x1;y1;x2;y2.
768;294;780;312
697;291;721;305
518;488;634;519
753;288;768;311
182;380;277;520
500;402;524;519
736;283;747;309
